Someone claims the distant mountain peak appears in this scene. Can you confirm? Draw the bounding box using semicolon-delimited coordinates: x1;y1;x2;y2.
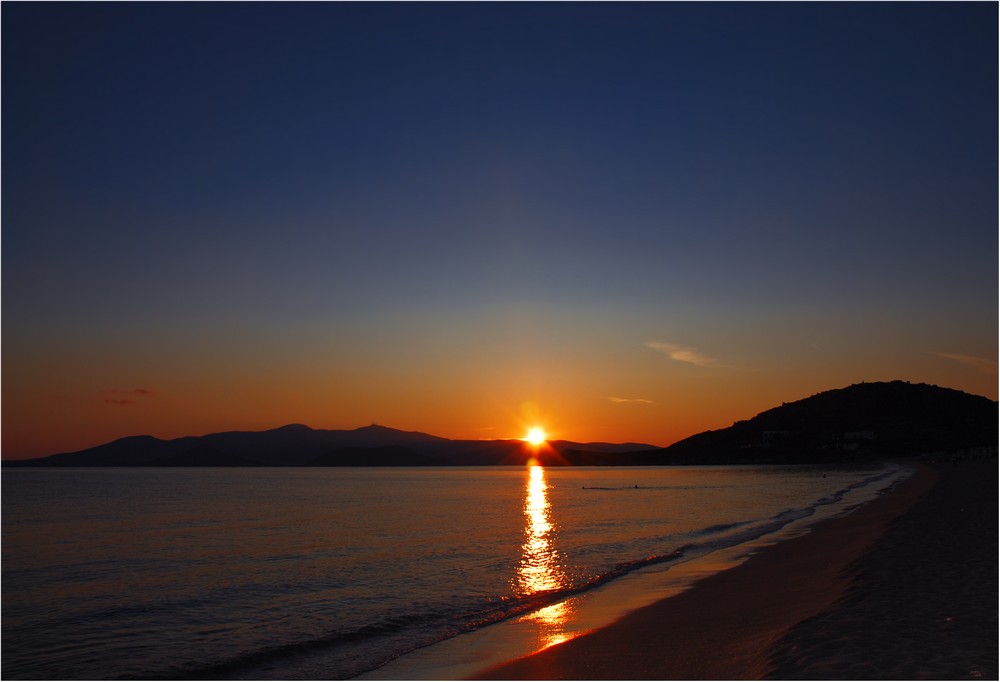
356;423;397;432
354;423;422;435
352;423;447;442
273;423;313;433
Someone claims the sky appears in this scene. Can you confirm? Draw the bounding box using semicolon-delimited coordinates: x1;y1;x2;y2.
3;2;997;459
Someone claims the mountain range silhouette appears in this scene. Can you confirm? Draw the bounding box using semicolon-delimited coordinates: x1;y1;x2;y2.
6;381;995;467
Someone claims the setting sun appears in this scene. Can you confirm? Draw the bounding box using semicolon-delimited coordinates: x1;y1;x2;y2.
524;427;547;446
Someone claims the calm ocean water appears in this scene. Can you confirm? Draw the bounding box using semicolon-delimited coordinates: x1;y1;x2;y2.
2;464;900;679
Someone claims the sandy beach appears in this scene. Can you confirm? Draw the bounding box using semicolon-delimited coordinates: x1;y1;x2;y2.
476;458;997;680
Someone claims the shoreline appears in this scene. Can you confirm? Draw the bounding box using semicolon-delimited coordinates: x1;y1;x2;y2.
473;460;959;680
358;463;913;681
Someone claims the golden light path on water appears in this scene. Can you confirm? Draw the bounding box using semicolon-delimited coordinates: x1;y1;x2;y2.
515;463;573;648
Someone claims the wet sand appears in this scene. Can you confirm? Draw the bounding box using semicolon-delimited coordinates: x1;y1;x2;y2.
475;459;997;679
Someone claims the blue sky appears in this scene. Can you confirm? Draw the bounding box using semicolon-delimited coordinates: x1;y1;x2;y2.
3;2;997;456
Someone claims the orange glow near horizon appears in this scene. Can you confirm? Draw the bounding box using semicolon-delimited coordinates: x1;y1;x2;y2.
4;329;997;460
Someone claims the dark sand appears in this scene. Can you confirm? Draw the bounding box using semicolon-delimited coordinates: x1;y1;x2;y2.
767;458;997;679
475;459;997;680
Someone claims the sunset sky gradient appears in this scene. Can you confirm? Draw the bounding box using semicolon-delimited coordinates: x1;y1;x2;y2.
3;3;997;458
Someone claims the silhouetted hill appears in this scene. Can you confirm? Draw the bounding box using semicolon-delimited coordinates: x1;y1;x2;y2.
13;435;173;467
636;381;997;464
4;424;658;467
145;446;259;467
307;446;447;467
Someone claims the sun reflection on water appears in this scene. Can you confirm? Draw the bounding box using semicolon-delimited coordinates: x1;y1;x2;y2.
515;464;572;648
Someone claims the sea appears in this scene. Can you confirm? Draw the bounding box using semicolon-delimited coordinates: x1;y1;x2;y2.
1;464;907;680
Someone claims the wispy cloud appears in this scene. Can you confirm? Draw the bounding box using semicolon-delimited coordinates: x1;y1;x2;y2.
936;353;998;374
102;388;155;406
609;396;654;404
646;341;723;368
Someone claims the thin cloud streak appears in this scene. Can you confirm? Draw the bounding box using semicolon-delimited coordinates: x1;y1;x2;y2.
936;353;998;374
646;341;724;368
609;396;654;404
